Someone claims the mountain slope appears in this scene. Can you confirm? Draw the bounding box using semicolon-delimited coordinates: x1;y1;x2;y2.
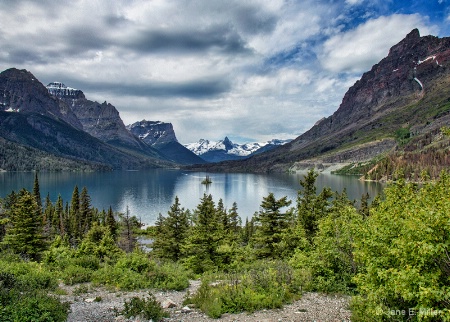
187;29;450;173
127;120;206;165
0;69;175;170
0;69;82;129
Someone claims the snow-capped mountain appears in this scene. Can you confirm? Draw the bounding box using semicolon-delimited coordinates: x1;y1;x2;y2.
184;137;292;163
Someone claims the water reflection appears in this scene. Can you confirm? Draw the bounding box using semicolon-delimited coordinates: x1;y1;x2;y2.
0;170;384;226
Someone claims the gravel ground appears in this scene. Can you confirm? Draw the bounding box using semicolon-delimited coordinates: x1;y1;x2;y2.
58;281;352;322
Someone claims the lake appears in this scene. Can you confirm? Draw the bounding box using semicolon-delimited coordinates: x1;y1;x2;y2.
0;169;384;226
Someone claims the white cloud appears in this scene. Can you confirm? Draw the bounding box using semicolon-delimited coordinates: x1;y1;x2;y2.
319;14;439;73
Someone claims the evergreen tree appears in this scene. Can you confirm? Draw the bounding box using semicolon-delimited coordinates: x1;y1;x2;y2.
2;189;45;260
242;217;255;246
32;172;42;216
69;185;80;244
153;196;189;261
227;202;241;236
80;187;93;235
216;198;228;232
43;193;54;238
105;206;117;240
183;194;224;273
358;192;370;218
252;193;291;259
297;169;332;239
54;194;65;236
0;191;17;242
118;206;136;252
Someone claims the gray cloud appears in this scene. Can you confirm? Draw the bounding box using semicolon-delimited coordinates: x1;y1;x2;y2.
127;25;252;55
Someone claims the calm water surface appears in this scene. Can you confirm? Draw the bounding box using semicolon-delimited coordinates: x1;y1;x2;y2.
0;169;383;226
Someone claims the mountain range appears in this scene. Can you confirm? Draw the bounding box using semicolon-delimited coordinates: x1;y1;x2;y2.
0;70;202;170
184;137;292;163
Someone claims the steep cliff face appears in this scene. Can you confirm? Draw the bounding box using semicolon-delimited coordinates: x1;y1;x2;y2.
128;120;206;165
47;83;144;150
0;69;82;129
128;120;178;146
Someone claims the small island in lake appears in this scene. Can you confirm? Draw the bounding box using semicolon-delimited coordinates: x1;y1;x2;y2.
201;175;212;184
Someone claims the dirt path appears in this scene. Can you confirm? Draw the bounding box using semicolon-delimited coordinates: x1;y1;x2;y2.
58;281;351;322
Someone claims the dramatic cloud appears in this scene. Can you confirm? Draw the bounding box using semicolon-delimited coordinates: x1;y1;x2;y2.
0;0;444;143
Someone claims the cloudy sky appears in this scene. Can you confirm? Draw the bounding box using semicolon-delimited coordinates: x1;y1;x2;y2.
0;0;447;144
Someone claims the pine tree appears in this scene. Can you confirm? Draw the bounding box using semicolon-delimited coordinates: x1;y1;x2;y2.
153;196;189;261
252;193;291;259
105;206;117;240
359;192;370;218
183;194;224;273
228;202;241;235
32;172;42;216
297;169;332;239
2;189;45;260
118;206;136;252
55;194;65;236
80;187;93;235
217;198;228;232
69;185;80;244
43;193;54;238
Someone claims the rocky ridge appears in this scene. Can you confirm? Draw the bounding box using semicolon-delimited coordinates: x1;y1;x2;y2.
47;82;144;150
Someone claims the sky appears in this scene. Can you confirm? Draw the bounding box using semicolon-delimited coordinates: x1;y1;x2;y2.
0;0;448;144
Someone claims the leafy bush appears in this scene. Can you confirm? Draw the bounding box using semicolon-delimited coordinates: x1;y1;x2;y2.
0;259;57;290
151;261;190;291
116;293;169;321
61;265;93;285
0;258;69;322
92;264;150;290
290;205;363;294
115;251;154;274
352;174;450;321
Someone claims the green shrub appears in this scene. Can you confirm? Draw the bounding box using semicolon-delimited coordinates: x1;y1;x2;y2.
115;251;154;274
92;265;150;290
151;261;190;291
186;261;301;318
116;293;169;321
71;255;100;270
0;291;69;322
61;265;93;285
0;259;69;322
290;205;363;294
0;259;57;290
352;175;450;321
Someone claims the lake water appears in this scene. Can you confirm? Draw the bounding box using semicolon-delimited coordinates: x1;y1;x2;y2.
0;169;384;226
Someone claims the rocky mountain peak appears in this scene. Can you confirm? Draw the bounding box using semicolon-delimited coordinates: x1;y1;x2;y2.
388;28;421;57
222;136;233;150
127;120;178;146
0;68;83;129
